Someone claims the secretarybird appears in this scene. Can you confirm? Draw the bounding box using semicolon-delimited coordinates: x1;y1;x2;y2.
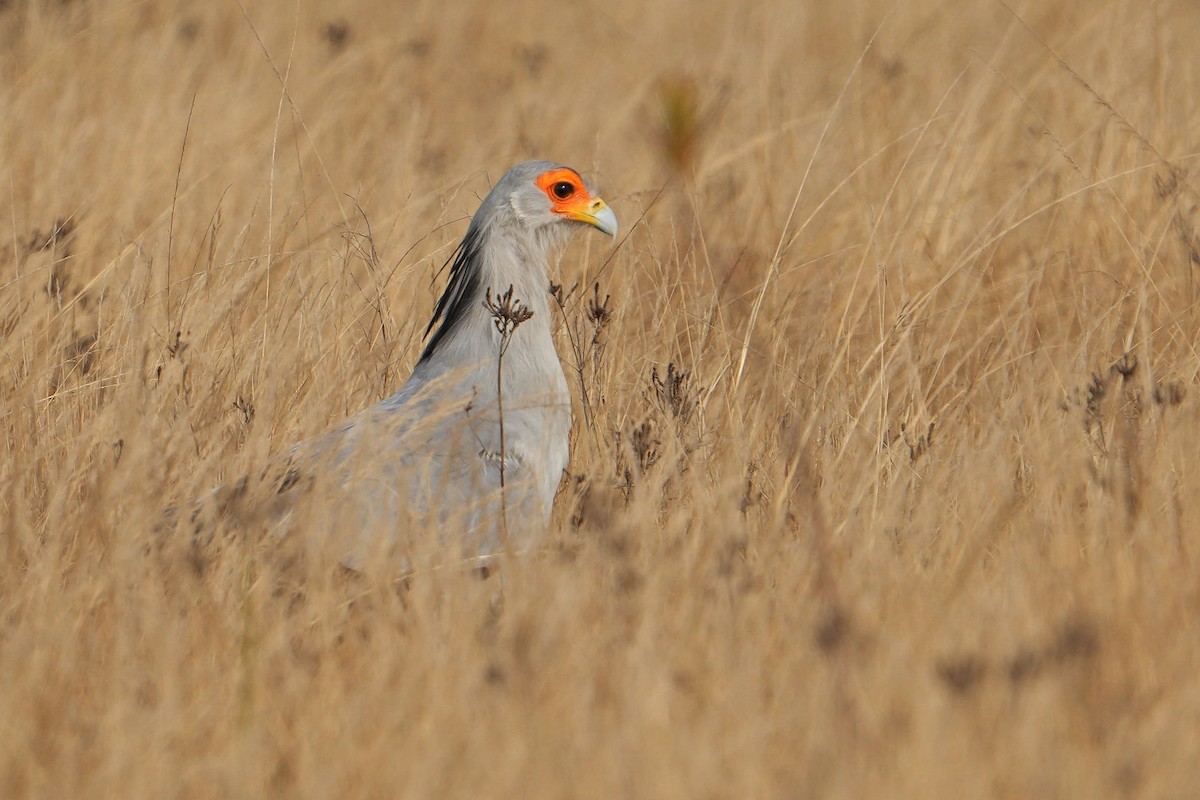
185;161;617;570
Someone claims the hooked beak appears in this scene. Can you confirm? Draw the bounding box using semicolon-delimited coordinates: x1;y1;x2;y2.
568;198;618;239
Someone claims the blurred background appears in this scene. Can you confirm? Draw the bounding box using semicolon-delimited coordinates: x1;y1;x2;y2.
3;1;1200;797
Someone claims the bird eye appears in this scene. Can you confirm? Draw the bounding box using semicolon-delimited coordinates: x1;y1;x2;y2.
552;181;575;200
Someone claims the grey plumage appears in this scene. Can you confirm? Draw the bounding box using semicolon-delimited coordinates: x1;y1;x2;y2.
183;161;618;570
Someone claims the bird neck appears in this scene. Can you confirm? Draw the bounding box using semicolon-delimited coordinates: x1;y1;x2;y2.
481;227;556;320
416;225;557;375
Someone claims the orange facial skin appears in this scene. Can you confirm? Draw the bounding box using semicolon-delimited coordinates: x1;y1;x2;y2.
534;167;591;215
534;168;617;238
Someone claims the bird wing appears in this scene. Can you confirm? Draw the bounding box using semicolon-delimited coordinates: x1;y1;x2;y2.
171;366;536;569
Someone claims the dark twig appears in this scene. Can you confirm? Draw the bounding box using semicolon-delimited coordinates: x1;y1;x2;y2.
483;285;534;540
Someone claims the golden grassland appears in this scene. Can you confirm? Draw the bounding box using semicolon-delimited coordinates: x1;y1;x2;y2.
3;0;1200;796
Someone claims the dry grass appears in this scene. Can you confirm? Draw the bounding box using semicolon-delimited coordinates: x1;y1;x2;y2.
3;0;1200;796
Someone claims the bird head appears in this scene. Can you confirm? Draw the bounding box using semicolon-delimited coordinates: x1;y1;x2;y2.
492;161;618;244
418;161;618;364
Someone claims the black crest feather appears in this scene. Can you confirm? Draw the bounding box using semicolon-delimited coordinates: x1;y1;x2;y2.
419;224;486;363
